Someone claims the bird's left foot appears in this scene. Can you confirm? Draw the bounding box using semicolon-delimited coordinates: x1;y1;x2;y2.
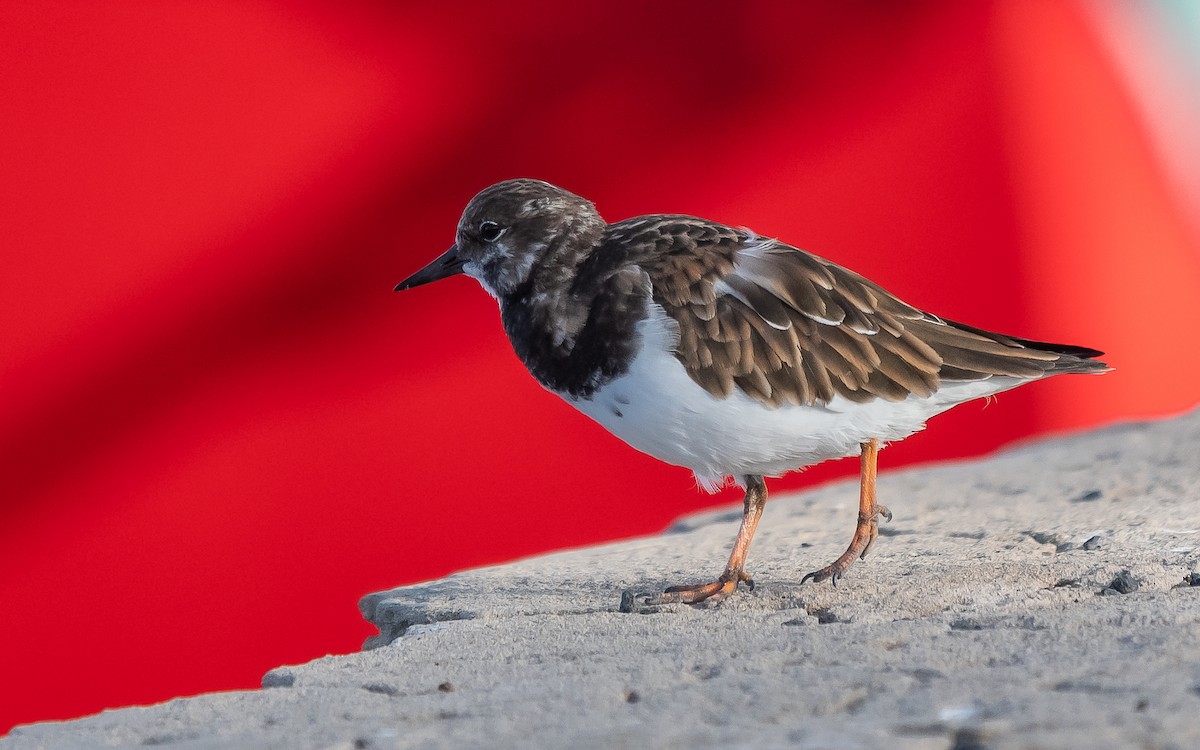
800;503;891;587
802;438;891;588
620;570;754;612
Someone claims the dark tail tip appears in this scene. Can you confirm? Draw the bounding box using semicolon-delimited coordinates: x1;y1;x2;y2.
1008;337;1109;374
1017;341;1105;360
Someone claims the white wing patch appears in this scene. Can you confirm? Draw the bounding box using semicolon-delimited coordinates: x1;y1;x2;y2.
712;280;791;331
721;235;851;329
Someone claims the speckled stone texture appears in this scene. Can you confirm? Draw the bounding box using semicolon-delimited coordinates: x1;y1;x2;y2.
6;411;1200;750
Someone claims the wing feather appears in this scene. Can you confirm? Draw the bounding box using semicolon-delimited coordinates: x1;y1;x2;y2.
613;217;1105;407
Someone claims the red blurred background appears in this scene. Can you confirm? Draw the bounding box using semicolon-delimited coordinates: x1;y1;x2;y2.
2;1;1198;734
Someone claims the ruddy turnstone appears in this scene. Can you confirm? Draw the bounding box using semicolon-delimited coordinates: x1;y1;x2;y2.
396;179;1109;606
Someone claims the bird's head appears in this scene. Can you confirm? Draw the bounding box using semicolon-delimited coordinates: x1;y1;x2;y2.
395;179;605;298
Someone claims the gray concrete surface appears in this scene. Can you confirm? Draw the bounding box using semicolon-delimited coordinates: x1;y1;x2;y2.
6;411;1200;749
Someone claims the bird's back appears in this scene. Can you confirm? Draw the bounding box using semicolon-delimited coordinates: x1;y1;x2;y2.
593;214;1107;412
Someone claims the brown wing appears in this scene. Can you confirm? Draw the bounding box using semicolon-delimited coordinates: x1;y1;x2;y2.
618;217;1104;408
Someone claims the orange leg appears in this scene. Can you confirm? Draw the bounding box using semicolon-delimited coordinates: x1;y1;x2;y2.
801;438;891;586
632;475;767;607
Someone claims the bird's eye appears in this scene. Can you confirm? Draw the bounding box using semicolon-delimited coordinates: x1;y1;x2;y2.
479;221;504;242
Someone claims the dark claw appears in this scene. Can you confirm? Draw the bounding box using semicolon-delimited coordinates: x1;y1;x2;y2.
800;569;828;586
619;590;670;614
800;566;845;587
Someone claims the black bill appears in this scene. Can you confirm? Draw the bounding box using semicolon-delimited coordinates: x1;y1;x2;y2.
394;244;465;291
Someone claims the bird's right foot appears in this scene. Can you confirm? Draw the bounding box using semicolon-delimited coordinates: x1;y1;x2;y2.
619;570;753;612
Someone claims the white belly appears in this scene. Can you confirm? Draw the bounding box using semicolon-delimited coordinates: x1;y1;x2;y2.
568;306;1024;492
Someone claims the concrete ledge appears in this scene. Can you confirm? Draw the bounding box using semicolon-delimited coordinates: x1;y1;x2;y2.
6;411;1199;749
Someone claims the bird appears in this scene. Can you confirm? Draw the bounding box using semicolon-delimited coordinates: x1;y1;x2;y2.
395;178;1109;607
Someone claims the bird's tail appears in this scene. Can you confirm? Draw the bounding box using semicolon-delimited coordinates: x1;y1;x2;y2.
943;317;1111;375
